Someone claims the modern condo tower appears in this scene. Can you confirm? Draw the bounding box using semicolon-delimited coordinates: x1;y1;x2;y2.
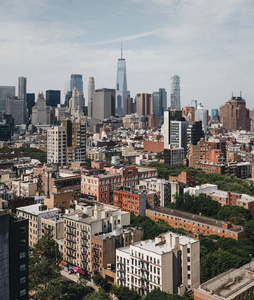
116;45;130;116
170;74;181;110
70;74;83;92
88;77;95;117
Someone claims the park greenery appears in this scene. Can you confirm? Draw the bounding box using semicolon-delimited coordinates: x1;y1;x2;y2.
130;213;187;240
0;146;47;163
169;192;253;225
148;162;254;196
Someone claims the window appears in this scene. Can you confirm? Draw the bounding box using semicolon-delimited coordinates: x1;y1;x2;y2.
19;252;26;259
20;239;26;246
20;264;26;271
20;277;26;283
20;289;26;296
20;227;26;233
187;248;190;254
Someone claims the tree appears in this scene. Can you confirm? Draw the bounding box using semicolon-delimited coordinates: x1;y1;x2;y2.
29;234;61;299
93;274;111;293
111;285;141;300
217;205;252;225
245;220;254;243
84;288;112;300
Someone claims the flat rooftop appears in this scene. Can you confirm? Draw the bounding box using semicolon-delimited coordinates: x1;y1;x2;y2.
197;260;254;299
17;204;60;215
118;231;197;256
147;207;244;232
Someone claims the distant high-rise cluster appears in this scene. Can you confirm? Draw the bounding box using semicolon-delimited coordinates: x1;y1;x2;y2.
170;74;181;110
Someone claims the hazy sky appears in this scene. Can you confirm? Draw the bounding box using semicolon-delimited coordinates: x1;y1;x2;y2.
0;0;253;110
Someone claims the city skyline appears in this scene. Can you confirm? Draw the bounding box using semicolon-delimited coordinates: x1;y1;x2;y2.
0;0;253;110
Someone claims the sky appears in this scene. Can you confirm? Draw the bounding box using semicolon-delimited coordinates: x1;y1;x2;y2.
0;0;254;110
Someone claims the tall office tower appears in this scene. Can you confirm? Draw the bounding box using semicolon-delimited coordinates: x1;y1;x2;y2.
31;93;51;125
18;77;26;101
62;119;86;165
0;211;29;300
88;77;95;117
68;88;85;117
65;90;72;107
153;90;163;118
187;121;204;145
221;95;251;131
170;119;188;155
46;90;61;108
163;109;182;149
170;74;181;110
211;109;219;120
5;97;26;125
47;126;66;165
191;100;198;110
136;93;153;117
182;106;195;123
195;103;208;132
125;95;134;115
18;77;27;123
116;46;130;116
26;93;35;117
0;86;15;112
92;88;115;120
70;74;83;92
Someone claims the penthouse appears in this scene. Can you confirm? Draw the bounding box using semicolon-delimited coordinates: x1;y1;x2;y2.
146;207;245;240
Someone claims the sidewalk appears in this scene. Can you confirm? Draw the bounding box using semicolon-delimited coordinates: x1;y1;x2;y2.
60;269;99;291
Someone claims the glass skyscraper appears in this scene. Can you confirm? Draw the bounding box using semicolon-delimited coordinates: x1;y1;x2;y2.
153;88;167;118
170;74;181;110
70;74;83;92
116;46;130;116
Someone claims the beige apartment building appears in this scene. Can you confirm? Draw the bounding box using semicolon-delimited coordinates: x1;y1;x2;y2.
63;204;130;278
16;204;61;247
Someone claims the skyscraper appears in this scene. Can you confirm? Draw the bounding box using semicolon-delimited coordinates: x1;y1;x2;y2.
18;77;27;101
153;88;167;119
136;93;153;117
93;88;115;120
0;86;15;112
46;90;61;108
191;100;198;110
211;109;219;120
116;46;130;116
18;77;27;122
221;95;251;131
26;93;35;117
88;77;95;118
170;74;181;110
195;103;208;132
70;74;83;92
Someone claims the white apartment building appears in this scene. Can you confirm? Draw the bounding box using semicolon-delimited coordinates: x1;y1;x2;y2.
116;232;200;297
16;204;61;247
184;184;218;196
63;204;130;277
12;179;37;197
47;126;66;165
139;178;170;207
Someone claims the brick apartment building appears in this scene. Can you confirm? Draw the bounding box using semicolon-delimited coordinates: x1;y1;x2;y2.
169;171;196;187
90;227;143;277
81;165;157;204
143;140;164;153
146;207;245;240
113;189;147;216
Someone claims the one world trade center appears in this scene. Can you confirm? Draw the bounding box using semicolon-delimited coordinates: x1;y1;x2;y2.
116;45;130;116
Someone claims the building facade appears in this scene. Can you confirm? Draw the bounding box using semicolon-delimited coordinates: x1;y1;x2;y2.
170;75;181;110
116;231;200;296
47;126;66;165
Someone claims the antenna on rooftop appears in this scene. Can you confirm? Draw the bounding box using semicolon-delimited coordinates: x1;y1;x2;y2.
121;43;123;59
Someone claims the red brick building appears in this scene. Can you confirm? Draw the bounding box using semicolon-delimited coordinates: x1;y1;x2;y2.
113;190;147;216
169;171;195;187
146;207;245;240
221;95;251;131
143;140;164;153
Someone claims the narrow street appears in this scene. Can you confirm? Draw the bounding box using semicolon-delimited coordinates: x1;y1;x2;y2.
60;269;99;291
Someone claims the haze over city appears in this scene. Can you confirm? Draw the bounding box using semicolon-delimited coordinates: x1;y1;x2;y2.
0;0;253;109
